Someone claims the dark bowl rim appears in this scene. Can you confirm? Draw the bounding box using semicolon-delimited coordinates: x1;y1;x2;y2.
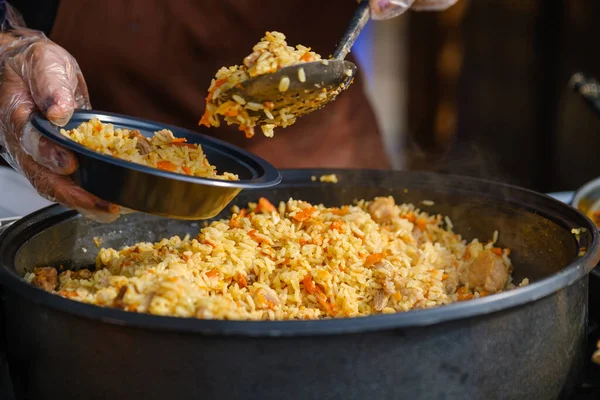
31;109;282;189
0;169;598;337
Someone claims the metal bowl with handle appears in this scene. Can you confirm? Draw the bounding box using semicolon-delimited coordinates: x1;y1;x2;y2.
0;169;598;400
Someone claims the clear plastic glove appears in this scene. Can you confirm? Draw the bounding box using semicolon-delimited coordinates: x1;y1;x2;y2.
0;5;121;222
369;0;459;20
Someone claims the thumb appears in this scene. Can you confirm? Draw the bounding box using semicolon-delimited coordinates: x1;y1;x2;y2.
20;40;90;126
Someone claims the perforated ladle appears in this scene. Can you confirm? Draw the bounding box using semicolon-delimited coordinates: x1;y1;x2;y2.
216;0;371;124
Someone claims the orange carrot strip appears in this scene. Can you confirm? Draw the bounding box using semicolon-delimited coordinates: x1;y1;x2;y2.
206;269;219;279
239;124;254;139
215;78;228;88
490;248;503;256
248;230;270;245
303;275;316;294
257;197;277;213
173;142;196;149
330;220;344;233
365;253;385;267
224;107;239;117
293;207;315;222
199;111;212;127
236;273;248;288
332;206;349;216
156;160;177;172
456;286;474;301
314;286;335;316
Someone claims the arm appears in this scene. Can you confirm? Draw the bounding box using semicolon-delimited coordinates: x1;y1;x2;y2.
0;2;121;222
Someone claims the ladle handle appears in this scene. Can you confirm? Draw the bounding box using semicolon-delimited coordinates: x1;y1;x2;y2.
332;0;371;60
570;72;600;120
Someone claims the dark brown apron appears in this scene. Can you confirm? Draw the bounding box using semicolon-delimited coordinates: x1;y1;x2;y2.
49;0;390;169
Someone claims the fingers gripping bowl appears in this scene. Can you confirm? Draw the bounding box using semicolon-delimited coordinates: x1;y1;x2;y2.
31;110;281;220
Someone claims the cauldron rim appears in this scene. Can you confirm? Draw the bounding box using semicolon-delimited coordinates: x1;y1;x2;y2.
0;169;598;337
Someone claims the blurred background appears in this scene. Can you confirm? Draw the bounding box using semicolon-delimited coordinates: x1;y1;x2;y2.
355;0;599;193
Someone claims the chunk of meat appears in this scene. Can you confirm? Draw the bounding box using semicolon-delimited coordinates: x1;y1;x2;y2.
368;197;398;224
195;306;212;319
129;129;152;154
253;287;280;309
373;289;389;311
373;261;396;295
382;279;395;296
459;250;509;293
70;269;93;280
246;272;257;286
31;267;58;291
243;51;261;68
444;273;458;294
373;260;394;276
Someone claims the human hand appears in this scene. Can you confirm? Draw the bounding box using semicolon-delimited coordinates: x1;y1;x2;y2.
0;6;121;222
369;0;459;20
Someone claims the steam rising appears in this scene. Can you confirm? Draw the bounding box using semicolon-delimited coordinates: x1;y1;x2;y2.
405;137;517;186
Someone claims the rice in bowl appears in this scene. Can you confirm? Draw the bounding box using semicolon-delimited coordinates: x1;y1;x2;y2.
60;118;238;180
27;196;529;321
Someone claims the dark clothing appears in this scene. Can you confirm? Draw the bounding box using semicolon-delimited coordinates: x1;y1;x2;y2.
8;0;59;35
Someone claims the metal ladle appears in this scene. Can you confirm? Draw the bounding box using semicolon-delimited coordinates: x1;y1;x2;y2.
217;0;371;125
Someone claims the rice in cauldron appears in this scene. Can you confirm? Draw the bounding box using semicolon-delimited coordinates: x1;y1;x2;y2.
27;197;528;320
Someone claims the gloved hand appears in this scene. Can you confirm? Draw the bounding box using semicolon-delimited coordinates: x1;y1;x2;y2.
369;0;459;20
0;4;121;222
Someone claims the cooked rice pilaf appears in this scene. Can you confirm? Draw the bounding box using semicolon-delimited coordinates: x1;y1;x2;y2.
199;31;323;138
60;118;238;180
28;197;528;321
